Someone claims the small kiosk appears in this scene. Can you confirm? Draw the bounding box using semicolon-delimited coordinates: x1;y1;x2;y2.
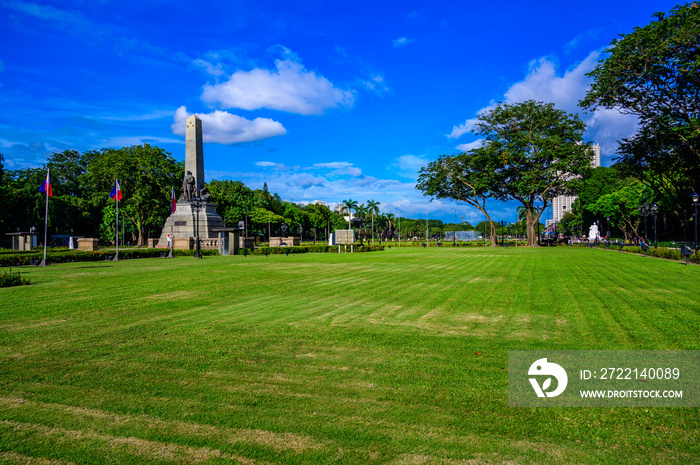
213;228;240;256
6;232;37;251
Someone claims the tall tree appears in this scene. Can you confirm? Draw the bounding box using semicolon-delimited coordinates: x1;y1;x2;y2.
471;100;592;246
304;203;333;242
417;152;499;246
46;150;102;237
84;144;183;245
580;3;700;238
208;179;254;227
587;178;648;240
366;199;380;244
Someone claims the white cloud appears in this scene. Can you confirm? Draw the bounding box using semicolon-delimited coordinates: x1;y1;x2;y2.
192;58;225;76
6;1;88;25
101;110;174;121
447;117;480;139
393;37;415;48
313;161;362;177
255;161;298;170
447;51;639;161
171;106;286;145
205;162;477;220
200;53;354;115
361;74;390;94
586;107;639;158
503;53;599;114
391;155;428;180
456;139;485;152
98;136;184;148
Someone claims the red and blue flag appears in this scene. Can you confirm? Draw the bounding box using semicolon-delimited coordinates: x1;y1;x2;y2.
38;169;53;197
110;179;122;201
171;186;177;213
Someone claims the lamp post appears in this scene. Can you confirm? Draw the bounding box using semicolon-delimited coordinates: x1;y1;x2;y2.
638;203;650;241
190;195;203;259
692;192;699;251
651;203;658;248
501;220;505;246
606;216;610;240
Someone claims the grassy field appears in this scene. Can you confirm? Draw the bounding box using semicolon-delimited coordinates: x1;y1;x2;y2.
0;246;698;464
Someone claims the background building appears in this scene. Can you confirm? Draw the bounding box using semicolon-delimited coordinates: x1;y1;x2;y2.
549;143;601;226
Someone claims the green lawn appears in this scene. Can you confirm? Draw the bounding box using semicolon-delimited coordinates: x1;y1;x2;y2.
0;247;698;464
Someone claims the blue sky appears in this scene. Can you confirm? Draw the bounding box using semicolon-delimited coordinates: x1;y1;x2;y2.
0;0;679;223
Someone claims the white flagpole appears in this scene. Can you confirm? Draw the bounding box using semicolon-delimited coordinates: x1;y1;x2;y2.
114;180;119;261
168;187;174;258
40;169;49;266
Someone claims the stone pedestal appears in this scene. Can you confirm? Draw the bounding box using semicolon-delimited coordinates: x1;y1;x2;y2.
240;236;255;249
77;238;99;251
270;236;300;247
147;238;159;248
159;202;225;247
173;237;194;250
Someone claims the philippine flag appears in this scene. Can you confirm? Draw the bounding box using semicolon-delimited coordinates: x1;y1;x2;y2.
38;170;53;197
171;186;177;213
110;179;122;201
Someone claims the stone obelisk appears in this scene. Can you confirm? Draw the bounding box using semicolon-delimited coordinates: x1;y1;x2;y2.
185;115;205;194
158;114;224;247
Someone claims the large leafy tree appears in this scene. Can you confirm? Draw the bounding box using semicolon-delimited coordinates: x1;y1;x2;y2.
423;100;592;246
248;207;286;240
4;167;47;235
208;179;255;226
304;203;333;242
572;166;623;232
46;150;102;237
580;3;700;238
475;101;592;246
84;144;183;245
417;152;499;246
587;178;648;240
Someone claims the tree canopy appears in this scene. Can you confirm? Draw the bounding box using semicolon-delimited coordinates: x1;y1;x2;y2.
84;145;183;245
417;151;499;246
580;3;700;237
420;100;592;246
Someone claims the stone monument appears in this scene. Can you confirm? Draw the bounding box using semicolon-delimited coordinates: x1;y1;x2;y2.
588;223;600;242
159;115;225;247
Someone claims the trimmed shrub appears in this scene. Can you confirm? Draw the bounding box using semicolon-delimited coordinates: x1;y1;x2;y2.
238;244;385;255
0;268;30;287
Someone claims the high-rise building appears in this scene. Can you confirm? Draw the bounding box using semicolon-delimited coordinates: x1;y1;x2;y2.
550;143;600;225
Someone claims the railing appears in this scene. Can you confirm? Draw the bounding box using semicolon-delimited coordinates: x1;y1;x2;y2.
199;238;220;250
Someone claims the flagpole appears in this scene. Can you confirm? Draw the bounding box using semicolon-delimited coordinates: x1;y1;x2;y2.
114;182;119;261
169;213;174;258
40;169;49;266
167;186;175;258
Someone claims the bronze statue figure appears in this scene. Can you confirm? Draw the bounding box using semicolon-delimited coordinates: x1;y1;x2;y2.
182;170;196;201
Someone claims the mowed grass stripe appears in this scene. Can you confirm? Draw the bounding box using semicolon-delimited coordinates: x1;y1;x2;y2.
1;247;699;464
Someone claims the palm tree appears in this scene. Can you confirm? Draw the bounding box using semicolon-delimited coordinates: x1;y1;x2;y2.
384;212;395;241
366;199;380;244
355;203;367;240
342;199;358;229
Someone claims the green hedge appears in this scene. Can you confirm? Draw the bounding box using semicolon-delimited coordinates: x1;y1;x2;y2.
0;248;219;267
588;243;700;264
238;244;385;255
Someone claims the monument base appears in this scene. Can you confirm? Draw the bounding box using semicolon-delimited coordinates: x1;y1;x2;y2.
159;202;225;248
